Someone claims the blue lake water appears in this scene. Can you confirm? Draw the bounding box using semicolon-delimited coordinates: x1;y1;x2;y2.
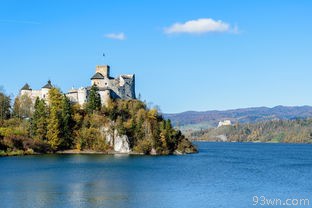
1;142;312;208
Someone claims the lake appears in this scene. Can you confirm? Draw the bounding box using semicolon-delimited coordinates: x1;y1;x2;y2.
1;142;312;208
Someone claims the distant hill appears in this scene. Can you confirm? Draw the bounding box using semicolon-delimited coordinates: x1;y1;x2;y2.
190;118;312;143
164;106;312;130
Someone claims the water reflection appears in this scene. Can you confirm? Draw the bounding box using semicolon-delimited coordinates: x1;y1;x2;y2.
2;143;312;208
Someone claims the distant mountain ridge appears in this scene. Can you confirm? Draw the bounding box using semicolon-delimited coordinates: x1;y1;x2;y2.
164;106;312;128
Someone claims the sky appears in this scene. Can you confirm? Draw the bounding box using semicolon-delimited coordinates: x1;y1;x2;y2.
0;0;312;113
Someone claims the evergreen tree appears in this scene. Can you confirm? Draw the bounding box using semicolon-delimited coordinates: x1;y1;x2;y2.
30;98;40;136
30;98;48;140
86;85;101;114
60;95;74;149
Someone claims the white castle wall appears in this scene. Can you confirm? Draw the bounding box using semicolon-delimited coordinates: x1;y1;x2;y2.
21;89;46;103
20;65;136;108
77;88;88;106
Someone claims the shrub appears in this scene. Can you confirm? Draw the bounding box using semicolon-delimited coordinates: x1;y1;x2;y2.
133;138;153;154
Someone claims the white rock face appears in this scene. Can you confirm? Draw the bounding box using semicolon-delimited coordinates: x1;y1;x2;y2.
105;129;131;153
114;135;130;153
216;134;228;142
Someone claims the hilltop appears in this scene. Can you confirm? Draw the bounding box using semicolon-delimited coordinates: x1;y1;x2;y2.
165;105;312;143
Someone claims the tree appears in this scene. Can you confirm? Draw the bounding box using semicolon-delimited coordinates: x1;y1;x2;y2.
0;91;11;121
47;106;61;150
13;94;33;118
48;87;63;109
86;85;101;113
30;98;48;140
20;94;33;118
12;96;21;118
46;88;63;150
60;95;74;149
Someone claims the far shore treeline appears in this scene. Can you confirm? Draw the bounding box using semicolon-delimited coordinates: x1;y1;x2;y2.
191;119;312;143
0;86;197;156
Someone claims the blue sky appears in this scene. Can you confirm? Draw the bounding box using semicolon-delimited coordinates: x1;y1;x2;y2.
0;0;312;113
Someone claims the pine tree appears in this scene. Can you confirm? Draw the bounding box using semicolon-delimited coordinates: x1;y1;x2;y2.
30;98;48;140
86;85;101;114
30;98;40;136
60;95;74;149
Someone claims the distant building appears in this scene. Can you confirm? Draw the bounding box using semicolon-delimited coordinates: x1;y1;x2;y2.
20;81;53;103
20;65;136;106
217;120;232;128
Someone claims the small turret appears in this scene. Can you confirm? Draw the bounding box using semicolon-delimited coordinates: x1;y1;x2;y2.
42;80;53;89
21;83;32;91
20;83;32;97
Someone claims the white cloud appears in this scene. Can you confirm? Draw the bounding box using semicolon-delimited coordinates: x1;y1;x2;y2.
105;33;126;40
164;18;236;34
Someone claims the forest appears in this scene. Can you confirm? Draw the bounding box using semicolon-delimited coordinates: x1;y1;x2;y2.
0;86;197;156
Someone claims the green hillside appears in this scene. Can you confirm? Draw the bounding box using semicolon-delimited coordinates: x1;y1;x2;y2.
191;119;312;143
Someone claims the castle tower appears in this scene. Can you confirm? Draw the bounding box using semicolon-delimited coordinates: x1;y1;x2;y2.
91;72;104;86
20;83;32;96
99;89;111;106
41;80;53;100
77;88;87;106
96;65;110;77
91;65;111;87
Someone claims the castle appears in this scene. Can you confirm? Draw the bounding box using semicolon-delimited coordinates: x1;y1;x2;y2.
20;65;136;106
217;120;232;128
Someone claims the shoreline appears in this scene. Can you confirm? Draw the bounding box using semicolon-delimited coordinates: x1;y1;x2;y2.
191;140;312;145
0;150;143;157
0;149;197;157
56;149;145;155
